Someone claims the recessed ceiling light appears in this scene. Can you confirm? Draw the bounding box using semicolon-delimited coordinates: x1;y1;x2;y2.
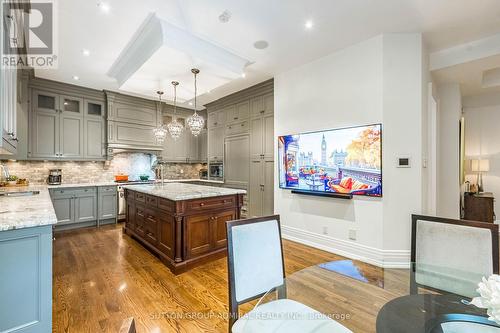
305;20;313;30
241;73;246;78
207;90;211;93
218;10;231;23
73;75;80;80
253;40;269;50
97;1;110;13
188;102;193;106
82;49;90;56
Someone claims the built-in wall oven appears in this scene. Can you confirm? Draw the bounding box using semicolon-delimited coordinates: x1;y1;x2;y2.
209;163;223;181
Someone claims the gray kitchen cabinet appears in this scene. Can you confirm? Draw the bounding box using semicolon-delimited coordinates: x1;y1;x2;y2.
227;101;250;124
52;196;73;225
250;93;274;118
74;190;97;223
50;187;98;228
208;110;226;128
208;126;224;162
198;129;207;162
60;95;83;115
248;159;274;217
60;114;84;158
0;225;53;333
30;109;59;158
160;114;201;163
84;118;105;159
29;87;105;160
98;186;117;224
250;114;274;160
224;134;250;189
84;99;104;118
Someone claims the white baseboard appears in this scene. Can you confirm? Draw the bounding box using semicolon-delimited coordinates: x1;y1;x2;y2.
281;225;410;268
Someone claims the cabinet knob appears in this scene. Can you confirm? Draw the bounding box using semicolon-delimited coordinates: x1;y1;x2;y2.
200;203;205;206
260;110;265;114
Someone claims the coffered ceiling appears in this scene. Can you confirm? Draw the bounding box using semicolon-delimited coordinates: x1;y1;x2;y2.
36;0;500;108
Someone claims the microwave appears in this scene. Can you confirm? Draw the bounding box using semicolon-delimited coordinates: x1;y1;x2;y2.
209;163;223;180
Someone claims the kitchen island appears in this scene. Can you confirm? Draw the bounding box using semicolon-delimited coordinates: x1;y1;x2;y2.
123;183;245;274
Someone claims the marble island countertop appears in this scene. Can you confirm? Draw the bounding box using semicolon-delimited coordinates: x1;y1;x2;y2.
122;183;246;201
0;186;58;231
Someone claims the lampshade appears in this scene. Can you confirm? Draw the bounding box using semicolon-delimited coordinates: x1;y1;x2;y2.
471;159;490;172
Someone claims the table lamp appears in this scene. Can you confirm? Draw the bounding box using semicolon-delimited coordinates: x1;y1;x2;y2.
471;159;490;193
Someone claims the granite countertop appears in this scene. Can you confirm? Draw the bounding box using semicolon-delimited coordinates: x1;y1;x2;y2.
0;185;57;231
122;183;246;201
44;179;224;189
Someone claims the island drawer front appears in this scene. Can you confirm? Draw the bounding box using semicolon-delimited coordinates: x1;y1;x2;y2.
144;208;158;244
145;195;158;208
158;198;175;213
187;196;235;212
135;192;146;203
135;204;146;237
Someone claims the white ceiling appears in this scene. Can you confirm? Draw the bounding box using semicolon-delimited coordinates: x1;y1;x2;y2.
36;0;500;108
433;54;500;97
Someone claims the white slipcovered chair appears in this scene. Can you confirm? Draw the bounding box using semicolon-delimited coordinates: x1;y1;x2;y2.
410;214;499;298
226;215;352;333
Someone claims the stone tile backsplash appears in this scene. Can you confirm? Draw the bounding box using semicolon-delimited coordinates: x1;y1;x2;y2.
1;153;205;185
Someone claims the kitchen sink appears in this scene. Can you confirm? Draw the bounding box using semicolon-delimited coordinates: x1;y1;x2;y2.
0;190;40;197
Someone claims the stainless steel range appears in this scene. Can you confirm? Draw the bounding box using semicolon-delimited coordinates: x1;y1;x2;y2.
116;180;155;220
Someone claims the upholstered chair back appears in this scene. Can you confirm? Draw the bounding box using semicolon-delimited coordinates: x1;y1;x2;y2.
411;215;499;297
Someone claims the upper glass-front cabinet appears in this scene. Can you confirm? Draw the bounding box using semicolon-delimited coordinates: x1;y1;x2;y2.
61;96;83;114
34;90;59;113
85;100;104;117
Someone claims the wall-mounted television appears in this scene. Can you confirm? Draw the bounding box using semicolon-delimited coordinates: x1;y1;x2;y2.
278;124;382;197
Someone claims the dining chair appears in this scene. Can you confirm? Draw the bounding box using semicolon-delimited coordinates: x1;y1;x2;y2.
410;214;499;298
226;215;352;333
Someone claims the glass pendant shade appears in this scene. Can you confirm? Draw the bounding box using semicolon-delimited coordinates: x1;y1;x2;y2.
166;81;184;140
153;125;167;143
187;68;205;136
153;91;168;143
187;111;204;136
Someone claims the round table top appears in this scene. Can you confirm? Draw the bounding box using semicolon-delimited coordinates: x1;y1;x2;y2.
238;260;495;333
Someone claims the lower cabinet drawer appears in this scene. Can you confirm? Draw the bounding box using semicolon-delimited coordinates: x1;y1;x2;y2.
187;196;235;212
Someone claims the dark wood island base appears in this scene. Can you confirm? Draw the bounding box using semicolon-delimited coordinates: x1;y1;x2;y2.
123;187;244;274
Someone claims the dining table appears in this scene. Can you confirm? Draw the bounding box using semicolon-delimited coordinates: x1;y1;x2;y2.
238;260;500;333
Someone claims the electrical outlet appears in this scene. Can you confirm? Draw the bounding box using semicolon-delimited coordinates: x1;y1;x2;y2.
348;229;357;241
322;226;328;235
180;169;184;174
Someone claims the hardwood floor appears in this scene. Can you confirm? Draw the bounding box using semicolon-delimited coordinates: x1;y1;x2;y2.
53;224;407;333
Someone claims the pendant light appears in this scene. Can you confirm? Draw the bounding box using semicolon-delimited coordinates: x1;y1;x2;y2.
166;81;184;140
152;91;168;143
186;68;205;136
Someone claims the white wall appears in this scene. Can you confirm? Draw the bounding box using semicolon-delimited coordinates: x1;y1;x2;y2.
274;34;426;267
463;93;500;220
436;83;462;218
